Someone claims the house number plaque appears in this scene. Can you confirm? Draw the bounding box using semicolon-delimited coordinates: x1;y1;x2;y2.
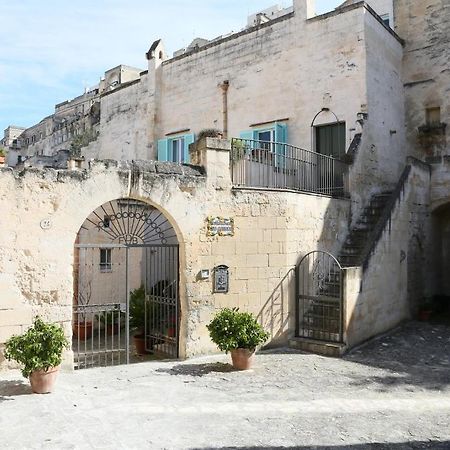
214;265;229;293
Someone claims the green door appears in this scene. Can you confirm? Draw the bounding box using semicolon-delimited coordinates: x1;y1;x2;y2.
315;123;345;159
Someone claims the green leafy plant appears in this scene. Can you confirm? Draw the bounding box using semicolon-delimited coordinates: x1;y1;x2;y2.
230;139;247;162
96;309;125;325
129;284;168;333
197;128;222;140
129;286;146;331
4;317;69;378
206;307;269;353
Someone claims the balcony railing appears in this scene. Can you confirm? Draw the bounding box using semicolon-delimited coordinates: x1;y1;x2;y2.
230;138;349;197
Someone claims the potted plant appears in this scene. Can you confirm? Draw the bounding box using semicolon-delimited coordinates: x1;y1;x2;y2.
96;308;125;336
418;298;434;321
73;278;93;341
207;307;269;370
129;286;147;354
4;317;69;394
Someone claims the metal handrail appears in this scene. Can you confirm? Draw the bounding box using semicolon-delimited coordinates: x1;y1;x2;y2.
230;138;350;197
361;165;412;270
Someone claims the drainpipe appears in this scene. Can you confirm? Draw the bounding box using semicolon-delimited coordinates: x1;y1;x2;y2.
220;80;229;139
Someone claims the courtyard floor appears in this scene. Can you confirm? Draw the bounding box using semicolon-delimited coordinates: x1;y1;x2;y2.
1;321;449;450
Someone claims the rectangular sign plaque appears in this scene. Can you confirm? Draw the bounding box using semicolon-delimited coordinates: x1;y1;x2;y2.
207;217;234;237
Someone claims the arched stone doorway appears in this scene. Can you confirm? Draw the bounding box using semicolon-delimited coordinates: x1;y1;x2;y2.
73;198;180;369
431;203;450;318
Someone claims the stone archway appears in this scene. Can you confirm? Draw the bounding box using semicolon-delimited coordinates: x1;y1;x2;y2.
430;203;450;318
73;198;180;369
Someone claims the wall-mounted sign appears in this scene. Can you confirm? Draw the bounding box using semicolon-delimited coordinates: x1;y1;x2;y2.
40;218;52;230
214;265;229;293
207;217;234;237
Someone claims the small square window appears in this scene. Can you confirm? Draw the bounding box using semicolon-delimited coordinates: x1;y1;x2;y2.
426;107;441;126
100;249;112;272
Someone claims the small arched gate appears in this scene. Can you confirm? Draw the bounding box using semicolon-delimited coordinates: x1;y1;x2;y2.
295;251;344;343
73;198;180;369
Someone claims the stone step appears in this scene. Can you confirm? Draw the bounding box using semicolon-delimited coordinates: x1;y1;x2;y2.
340;246;364;255
289;337;347;357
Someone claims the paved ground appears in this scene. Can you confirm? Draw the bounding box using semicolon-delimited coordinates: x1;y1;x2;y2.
1;321;449;450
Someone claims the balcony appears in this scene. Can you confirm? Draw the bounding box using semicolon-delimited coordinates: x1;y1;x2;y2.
230;138;349;197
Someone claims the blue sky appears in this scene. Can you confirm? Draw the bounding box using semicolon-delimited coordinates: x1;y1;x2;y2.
0;0;341;135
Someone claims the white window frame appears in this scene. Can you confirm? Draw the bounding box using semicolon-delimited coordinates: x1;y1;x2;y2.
169;136;186;163
100;248;112;273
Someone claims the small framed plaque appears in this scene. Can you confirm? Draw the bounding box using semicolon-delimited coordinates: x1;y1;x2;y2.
214;265;229;293
207;217;234;237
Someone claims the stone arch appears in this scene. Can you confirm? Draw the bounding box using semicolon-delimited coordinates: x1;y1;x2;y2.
72;195;186;368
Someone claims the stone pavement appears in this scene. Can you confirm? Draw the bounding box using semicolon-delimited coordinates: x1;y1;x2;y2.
0;321;449;450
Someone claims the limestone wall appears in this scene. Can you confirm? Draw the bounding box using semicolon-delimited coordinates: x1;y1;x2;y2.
394;0;449;159
152;5;366;153
0;139;351;369
84;77;150;162
344;160;431;346
347;8;405;222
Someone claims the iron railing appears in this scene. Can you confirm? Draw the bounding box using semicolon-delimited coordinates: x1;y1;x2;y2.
72;303;126;369
296;251;344;343
231;138;349;197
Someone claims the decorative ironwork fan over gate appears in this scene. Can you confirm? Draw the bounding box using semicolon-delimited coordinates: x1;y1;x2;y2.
81;198;176;245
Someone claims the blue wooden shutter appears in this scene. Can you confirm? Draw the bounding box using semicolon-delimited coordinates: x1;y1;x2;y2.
275;122;287;143
239;130;254;153
183;133;195;163
157;139;169;161
275;123;288;168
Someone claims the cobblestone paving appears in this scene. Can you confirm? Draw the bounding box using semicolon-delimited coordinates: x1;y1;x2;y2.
0;321;449;449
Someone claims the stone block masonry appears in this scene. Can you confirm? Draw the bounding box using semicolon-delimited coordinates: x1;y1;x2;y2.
0;138;350;369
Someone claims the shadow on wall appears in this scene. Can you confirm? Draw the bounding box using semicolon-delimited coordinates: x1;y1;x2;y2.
257;269;294;347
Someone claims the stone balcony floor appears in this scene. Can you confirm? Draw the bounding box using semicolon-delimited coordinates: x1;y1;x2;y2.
1;321;449;449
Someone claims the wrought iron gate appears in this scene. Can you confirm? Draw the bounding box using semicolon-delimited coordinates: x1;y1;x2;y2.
73;199;179;369
296;251;344;343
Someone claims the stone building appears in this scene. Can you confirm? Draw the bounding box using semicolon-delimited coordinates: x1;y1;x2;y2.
0;0;448;370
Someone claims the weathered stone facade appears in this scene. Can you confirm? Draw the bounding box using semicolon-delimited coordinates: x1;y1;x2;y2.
0;139;351;368
1;0;449;368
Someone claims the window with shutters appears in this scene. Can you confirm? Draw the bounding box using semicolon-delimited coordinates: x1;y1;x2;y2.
157;133;195;163
239;122;288;167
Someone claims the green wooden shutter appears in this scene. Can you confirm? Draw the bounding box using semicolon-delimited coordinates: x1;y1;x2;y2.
183;134;195;163
157;139;169;161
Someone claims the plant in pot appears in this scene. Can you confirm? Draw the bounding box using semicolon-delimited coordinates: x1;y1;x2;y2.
129;286;147;354
207;307;269;370
73;278;93;341
4;317;69;394
418;298;434;321
96;308;125;336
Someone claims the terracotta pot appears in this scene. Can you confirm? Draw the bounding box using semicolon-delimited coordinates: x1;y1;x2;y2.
106;323;120;336
29;366;60;394
73;322;93;341
133;334;148;355
167;326;176;338
230;348;255;370
418;309;432;321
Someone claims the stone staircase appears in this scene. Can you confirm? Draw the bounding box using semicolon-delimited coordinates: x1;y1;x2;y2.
338;192;393;268
290;191;395;357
